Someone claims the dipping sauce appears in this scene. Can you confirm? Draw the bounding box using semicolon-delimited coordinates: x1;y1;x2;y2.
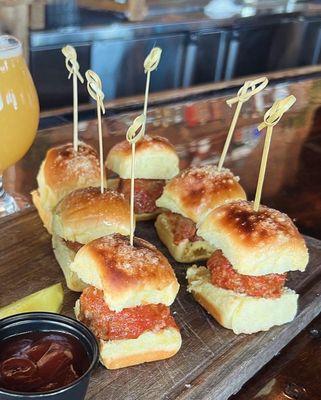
0;332;90;393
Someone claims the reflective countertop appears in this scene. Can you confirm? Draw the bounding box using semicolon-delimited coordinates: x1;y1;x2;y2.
4;70;321;398
6;71;321;238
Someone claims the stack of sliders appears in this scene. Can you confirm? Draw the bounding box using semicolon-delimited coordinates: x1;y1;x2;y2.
155;165;246;262
70;233;182;369
32;142;103;233
51;187;131;291
106;135;179;220
187;200;309;334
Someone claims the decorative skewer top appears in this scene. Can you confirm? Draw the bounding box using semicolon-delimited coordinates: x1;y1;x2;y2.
257;95;296;131
61;45;84;83
253;94;296;212
85;70;105;114
226;77;268;107
126;114;146;145
85;69;106;194
218;76;268;171
126;113;146;247
144;47;162;73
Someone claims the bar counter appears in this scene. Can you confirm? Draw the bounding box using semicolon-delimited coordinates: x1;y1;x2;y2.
19;1;321;109
4;69;321;399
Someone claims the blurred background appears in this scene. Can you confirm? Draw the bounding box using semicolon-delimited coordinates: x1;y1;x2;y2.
1;0;321;111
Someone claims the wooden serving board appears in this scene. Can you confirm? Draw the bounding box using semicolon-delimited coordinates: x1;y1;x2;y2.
1;208;321;400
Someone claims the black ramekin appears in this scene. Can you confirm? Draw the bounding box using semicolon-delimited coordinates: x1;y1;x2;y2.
0;312;99;400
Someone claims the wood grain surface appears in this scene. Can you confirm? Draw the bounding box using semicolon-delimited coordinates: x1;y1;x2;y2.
1;208;321;400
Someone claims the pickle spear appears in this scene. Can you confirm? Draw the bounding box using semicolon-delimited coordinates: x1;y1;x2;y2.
0;283;64;319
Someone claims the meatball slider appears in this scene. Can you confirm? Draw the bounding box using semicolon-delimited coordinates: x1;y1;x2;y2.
71;234;181;369
187;200;309;334
155;166;246;263
32;142;103;233
52;187;131;291
106;135;179;221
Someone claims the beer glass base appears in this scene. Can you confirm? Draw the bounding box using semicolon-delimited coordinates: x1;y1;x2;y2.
0;190;30;218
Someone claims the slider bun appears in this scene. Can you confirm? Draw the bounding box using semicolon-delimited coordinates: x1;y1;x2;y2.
156;166;246;223
52;235;87;292
31;190;52;233
52;187;131;243
136;210;161;221
99;328;182;369
187;265;298;334
106;177;119;190
106;135;179;179
37;142;102;212
155;213;215;262
70;234;179;311
99;328;181;369
75;301;181;369
197;200;309;276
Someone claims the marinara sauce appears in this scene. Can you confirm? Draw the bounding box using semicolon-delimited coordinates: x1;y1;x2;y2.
165;212;203;244
118;179;165;214
63;239;83;253
79;287;177;341
207;250;286;298
0;332;90;393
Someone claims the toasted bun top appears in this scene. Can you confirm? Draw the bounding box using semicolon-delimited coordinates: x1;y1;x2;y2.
43;142;101;190
52;187;131;243
106;135;179;179
70;234;179;311
37;142;103;211
156;166;246;223
198;200;309;275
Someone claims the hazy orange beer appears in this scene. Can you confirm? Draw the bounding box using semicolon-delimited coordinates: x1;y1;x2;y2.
0;36;39;173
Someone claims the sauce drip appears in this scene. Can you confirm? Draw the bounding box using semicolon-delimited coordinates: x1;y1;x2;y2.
0;332;90;393
79;286;178;341
207;250;286;298
63;239;83;253
165;211;204;244
118;178;165;214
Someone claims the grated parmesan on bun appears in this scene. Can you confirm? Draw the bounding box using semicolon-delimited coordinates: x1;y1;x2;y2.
197;200;309;276
106;135;180;221
52;187;131;291
72;233;181;368
157;166;246;223
106;135;179;180
155;166;246;263
187;200;309;334
32;142;104;233
70;234;179;312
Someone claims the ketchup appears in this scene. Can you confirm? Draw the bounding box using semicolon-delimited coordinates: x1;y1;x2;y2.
0;332;90;393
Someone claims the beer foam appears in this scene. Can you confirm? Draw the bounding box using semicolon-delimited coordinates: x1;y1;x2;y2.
0;36;22;59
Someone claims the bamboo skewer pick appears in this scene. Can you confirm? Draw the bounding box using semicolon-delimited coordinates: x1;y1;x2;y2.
218;77;269;171
121;47;161;246
85;70;106;194
253;95;296;212
126;114;146;246
62;45;84;152
142;47;162;135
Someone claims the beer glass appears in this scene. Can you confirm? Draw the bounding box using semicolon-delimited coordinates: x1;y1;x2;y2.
0;35;39;216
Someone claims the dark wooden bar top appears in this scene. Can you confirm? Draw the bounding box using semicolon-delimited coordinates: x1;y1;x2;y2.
4;70;321;399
